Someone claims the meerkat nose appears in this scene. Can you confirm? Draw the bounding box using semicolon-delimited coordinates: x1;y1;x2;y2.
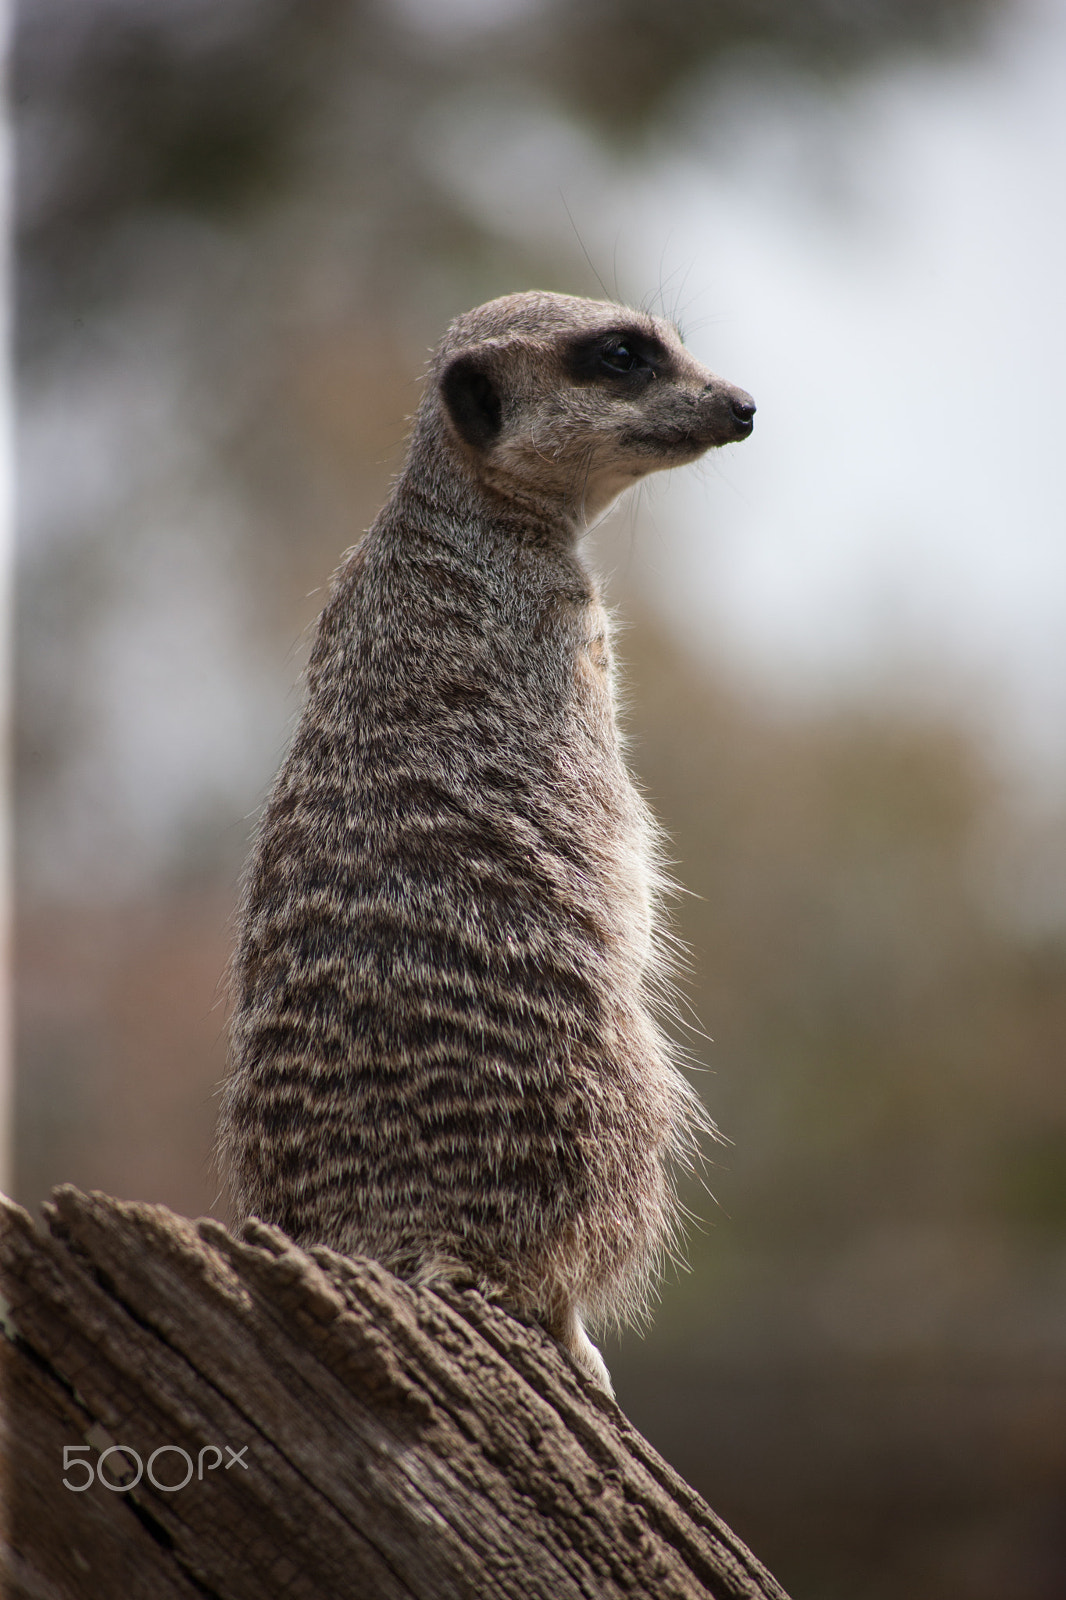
703;379;756;440
722;389;756;440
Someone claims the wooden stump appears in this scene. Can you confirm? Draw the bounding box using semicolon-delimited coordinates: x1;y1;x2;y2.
0;1188;790;1599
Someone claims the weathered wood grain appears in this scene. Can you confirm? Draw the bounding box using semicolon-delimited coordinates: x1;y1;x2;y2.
0;1188;790;1600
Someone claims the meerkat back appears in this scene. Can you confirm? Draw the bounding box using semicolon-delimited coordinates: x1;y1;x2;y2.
218;290;754;1392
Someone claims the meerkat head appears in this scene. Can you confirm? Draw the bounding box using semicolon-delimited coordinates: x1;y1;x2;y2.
433;291;755;526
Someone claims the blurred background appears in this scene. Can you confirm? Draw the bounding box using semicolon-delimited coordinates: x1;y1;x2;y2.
13;0;1066;1595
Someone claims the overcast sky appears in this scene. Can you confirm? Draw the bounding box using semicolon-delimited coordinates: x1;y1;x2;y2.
609;0;1066;791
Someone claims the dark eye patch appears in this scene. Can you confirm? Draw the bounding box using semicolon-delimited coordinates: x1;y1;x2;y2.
563;327;670;386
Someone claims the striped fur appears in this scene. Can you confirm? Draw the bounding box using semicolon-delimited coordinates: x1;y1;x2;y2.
218;292;754;1389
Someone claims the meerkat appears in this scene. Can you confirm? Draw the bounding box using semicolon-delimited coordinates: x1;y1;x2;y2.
218;291;754;1393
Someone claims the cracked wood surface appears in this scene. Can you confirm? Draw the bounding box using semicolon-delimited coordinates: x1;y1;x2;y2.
0;1188;790;1600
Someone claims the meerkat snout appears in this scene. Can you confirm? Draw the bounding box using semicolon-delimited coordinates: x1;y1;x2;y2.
219;290;754;1396
722;387;757;434
731;392;756;423
686;377;756;448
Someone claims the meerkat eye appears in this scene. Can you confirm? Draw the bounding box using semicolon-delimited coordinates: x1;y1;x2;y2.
563;329;664;385
599;341;650;375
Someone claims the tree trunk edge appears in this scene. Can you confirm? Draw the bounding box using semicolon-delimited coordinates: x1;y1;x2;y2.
0;1187;791;1600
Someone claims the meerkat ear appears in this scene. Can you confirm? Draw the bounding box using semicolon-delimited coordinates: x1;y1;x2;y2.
440;351;503;451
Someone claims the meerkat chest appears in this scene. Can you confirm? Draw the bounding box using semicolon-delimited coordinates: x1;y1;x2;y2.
571;598;619;738
561;597;658;970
